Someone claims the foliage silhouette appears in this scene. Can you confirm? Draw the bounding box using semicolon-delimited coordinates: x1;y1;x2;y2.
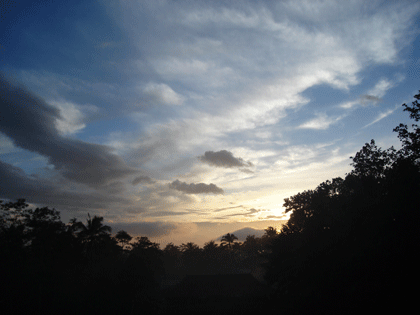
220;232;239;249
393;91;420;161
115;230;132;250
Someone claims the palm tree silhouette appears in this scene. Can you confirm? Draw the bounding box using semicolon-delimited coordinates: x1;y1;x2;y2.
180;242;200;254
221;233;238;250
115;230;132;251
74;214;112;244
72;214;113;259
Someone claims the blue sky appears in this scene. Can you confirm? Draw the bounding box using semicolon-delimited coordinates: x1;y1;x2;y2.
1;0;419;245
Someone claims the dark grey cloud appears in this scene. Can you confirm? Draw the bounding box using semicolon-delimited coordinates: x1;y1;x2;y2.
0;75;136;187
169;179;224;195
132;175;154;185
199;150;253;168
0;160;127;210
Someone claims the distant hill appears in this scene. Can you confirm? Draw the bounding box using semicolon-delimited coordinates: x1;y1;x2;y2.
216;227;265;242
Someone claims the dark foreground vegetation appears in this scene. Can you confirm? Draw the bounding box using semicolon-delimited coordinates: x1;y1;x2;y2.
1;92;420;314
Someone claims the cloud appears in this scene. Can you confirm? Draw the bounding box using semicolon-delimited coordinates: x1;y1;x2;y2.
169;179;224;195
49;100;87;135
199;150;253;168
363;105;400;128
107;1;419;173
342;77;404;109
142;82;185;106
212;205;245;213
359;78;397;106
298;113;342;130
47;100;99;135
132;175;155;185
0;133;16;155
222;208;262;218
0;75;136;187
0;160;127;210
339;100;359;109
367;78;394;98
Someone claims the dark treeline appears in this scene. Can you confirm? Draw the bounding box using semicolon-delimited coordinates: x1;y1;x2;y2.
1;92;420;314
0;199;276;314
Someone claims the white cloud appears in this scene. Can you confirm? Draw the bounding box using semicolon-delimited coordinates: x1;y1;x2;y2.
367;78;394;98
299;113;342;130
182;7;259;28
142;82;185;106
106;0;419;181
152;58;210;76
49;100;87;135
0;133;17;154
340;75;406;109
363;105;400;128
339;100;359;109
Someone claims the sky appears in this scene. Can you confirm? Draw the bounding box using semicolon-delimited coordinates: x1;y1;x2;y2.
1;0;419;246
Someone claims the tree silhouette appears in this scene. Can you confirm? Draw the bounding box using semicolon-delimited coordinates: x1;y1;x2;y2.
203;240;219;252
180;242;200;253
350;139;396;179
221;233;238;250
132;236;160;251
71;214;114;261
115;230;132;251
163;242;182;274
243;235;261;253
263;226;278;238
73;214;112;242
393;91;420;161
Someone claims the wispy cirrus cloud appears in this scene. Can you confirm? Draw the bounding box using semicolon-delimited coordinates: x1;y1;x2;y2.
340;76;405;109
363;105;400;128
298;113;343;130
